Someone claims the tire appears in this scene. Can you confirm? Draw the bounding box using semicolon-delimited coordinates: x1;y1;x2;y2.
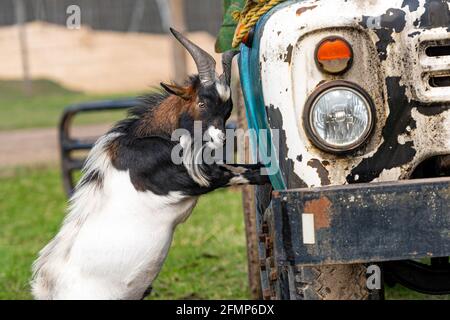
284;264;370;300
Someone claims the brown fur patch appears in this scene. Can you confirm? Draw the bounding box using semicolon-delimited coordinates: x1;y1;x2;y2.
107;139;120;162
136;86;202;137
131;176;147;192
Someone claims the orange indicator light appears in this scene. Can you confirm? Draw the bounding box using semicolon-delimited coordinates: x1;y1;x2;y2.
315;37;353;74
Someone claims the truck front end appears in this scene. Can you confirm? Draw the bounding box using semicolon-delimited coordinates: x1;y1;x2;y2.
239;0;450;299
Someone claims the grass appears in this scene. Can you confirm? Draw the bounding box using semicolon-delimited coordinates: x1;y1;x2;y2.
0;166;249;300
0;166;449;300
0;79;144;131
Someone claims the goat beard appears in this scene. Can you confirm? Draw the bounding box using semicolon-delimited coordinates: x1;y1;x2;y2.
180;135;217;187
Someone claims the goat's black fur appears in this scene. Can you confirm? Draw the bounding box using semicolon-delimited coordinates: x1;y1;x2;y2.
111;133;267;196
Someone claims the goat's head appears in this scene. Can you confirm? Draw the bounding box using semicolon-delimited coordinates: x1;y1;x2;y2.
160;28;238;149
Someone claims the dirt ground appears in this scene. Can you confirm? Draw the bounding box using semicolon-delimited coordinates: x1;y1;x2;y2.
0;124;111;167
0;22;221;94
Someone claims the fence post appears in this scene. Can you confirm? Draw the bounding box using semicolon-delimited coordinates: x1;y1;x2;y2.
168;0;187;82
14;0;32;95
128;0;146;33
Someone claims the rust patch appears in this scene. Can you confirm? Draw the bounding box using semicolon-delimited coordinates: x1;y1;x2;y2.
304;197;332;230
284;44;294;64
296;5;317;16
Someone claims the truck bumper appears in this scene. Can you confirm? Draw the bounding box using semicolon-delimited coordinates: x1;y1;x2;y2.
266;177;450;267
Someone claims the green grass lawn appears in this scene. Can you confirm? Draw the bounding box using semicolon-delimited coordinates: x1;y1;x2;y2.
0;166;249;300
0;166;448;300
0;79;145;131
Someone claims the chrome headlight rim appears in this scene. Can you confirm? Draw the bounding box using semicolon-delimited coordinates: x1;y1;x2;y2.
303;80;376;154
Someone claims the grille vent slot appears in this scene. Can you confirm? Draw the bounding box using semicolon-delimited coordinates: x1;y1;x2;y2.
425;45;450;57
429;75;450;88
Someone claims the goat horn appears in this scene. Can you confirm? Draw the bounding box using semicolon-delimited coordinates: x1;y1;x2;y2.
170;28;216;86
219;50;239;86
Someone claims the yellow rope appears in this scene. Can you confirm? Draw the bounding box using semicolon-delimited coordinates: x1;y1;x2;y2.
232;0;285;48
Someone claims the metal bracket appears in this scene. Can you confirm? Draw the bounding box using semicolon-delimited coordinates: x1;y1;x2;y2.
59;99;143;197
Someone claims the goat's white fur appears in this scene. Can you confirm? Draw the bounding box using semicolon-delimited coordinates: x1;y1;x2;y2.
228;176;250;186
31;133;198;299
215;82;231;102
206;126;225;150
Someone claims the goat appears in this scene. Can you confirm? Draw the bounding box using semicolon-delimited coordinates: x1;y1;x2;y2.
31;28;269;300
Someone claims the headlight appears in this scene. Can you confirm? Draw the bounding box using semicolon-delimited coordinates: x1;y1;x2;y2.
304;81;375;153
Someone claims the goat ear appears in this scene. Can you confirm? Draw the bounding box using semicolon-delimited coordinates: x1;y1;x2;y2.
160;82;191;100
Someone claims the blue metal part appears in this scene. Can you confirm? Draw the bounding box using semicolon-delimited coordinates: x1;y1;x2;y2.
238;6;288;190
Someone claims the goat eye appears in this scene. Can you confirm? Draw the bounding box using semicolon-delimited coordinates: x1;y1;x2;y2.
198;102;206;108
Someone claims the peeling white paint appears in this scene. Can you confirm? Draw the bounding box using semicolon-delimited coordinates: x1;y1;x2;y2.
372;167;402;182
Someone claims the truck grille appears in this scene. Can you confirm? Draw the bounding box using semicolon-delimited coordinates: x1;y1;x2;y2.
417;37;450;102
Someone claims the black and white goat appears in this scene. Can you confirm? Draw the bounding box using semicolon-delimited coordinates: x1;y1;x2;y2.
31;29;268;300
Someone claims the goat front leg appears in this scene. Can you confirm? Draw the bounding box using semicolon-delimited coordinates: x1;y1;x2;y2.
219;164;270;186
192;163;270;195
